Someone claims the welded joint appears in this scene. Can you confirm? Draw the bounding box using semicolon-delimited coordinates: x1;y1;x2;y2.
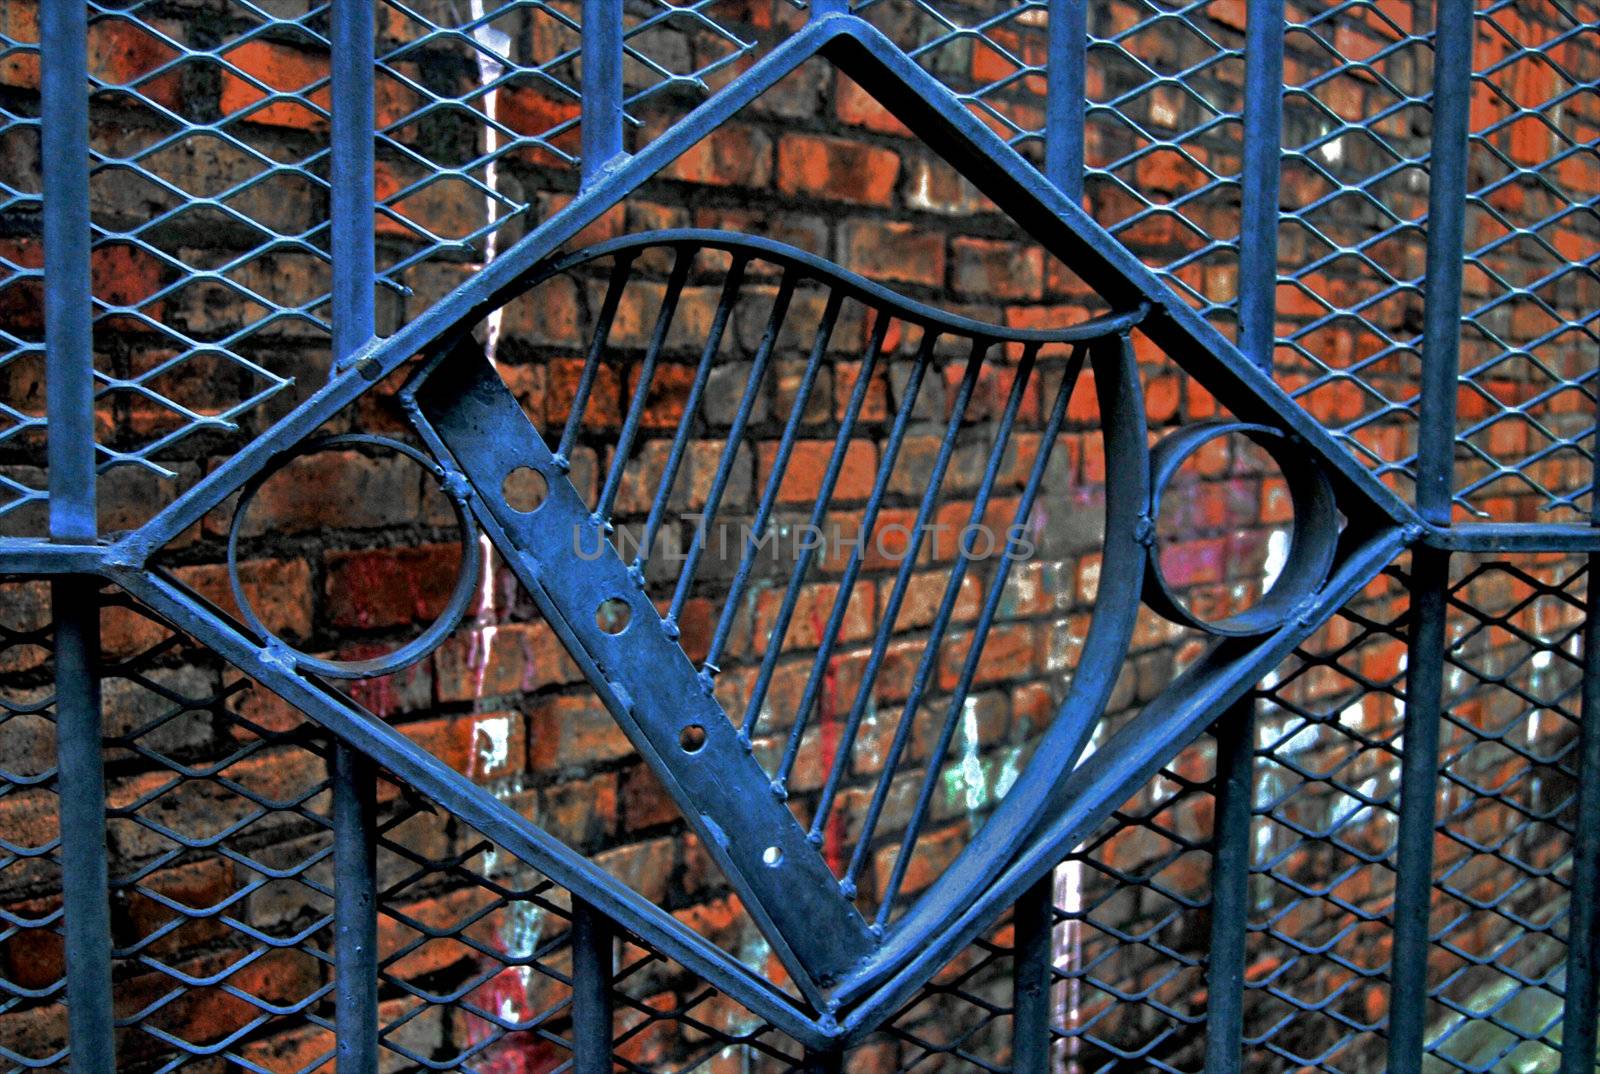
331;335;383;379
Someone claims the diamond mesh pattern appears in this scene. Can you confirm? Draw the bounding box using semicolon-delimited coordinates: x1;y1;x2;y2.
1423;558;1585;1072
83;0;315;494
1048;754;1214;1074
374;797;579;1073
1274;3;1432;502
0;11;42;528
99;593;336;1072
373;0;582;296
1083;2;1244;326
1246;569;1409;1073
1454;3;1600;518
0;580;63;1071
854;0;1049;152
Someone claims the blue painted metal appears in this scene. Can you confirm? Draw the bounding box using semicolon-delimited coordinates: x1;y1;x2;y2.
1562;374;1600;1074
41;0;93;539
1042;0;1085;200
579;0;626;188
409;327;880;1004
328;3;382;1061
1387;7;1477;1070
1202;7;1284;1063
332;744;379;1074
41;0;115;1067
570;898;616;1074
50;578;115;1073
1009;871;1055;1073
1414;1;1477;531
1236;0;1286;372
329;0;376;367
12;1;1600;1068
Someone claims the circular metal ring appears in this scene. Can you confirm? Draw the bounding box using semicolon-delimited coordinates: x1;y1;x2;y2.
1141;421;1338;638
227;433;484;680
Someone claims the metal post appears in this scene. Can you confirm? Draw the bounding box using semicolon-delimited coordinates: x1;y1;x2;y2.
1386;6;1473;1070
42;0;117;1064
333;747;378;1073
1011;876;1055;1073
53;579;114;1071
42;0;94;536
1558;272;1600;1074
1562;554;1600;1073
1387;548;1448;1073
1236;0;1286;369
579;0;625;188
1044;0;1086;200
1012;11;1089;1066
330;0;381;1064
570;898;615;1074
329;0;375;365
1203;4;1283;1069
1202;706;1254;1074
1412;0;1474;531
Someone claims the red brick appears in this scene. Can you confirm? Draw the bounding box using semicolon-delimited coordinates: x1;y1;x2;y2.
433;620;581;702
403;711;526;782
758;438;878;504
777;133;900;205
950;237;1044;301
89;18;182;107
0;0;38;89
840;219;945;288
175;557;312;640
225;448;422;537
661;123;773;188
324;542;465;629
597;837;675;904
753;580;876;655
92;242;164;314
617;763;675;831
835;72;911;137
529;693;634;771
498;83;582;165
218;40;329;128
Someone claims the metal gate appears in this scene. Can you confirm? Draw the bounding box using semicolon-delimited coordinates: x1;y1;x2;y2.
0;0;1597;1070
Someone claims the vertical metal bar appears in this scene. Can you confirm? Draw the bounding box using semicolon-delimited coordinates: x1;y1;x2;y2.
43;0;116;1065
1562;554;1600;1073
1011;876;1055;1074
1203;4;1283;1070
1017;7;1085;1062
1202;706;1255;1074
1386;547;1449;1074
1024;4;1088;1062
330;0;381;1065
1236;0;1286;369
570;898;614;1074
333;746;378;1074
1387;7;1472;1071
1413;0;1474;529
42;0;94;537
1044;0;1086;200
329;0;375;364
1557;279;1600;1074
579;0;625;188
53;579;114;1071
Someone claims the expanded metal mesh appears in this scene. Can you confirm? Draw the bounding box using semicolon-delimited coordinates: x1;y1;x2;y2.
1;1;1598;1072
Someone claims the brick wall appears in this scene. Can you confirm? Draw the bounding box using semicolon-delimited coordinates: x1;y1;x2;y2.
0;0;1594;1070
